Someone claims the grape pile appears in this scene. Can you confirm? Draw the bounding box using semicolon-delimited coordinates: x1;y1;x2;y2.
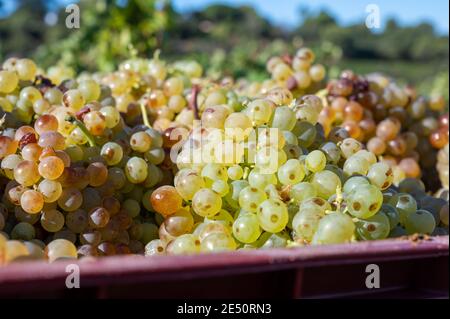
317;72;447;190
0;49;448;264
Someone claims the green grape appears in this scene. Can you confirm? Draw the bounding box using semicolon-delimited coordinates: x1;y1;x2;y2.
192;188;222;217
227;165;244;180
15;58;37;81
277;159;305;185
404;210;436;235
201;163;228;185
125;157;148;184
0;70;19;93
389;193;417;225
41;209;65;232
122;199;140;218
78;79;101;102
100;106;121;128
145;147;165;165
58;188;83;212
343;155;370;176
355;212;390;240
205;209;234;229
130;131;152;153
343;176;370;194
66;209;88;234
294;121;316;148
339;138;362;159
232;213;262;244
311;170;342;200
347;184;383;219
300;197;332;213
101;142;123;165
167;234;201;255
292;205;325;241
367;162;394;190
174;169;205;201
44;87;63;105
238;186;267;213
248;169;277;189
305;150;326;173
257;198;288;233
11;222;35;241
245;99;274;126
145;128;163;148
45;239;77;263
270;106;296;131
283;131;299;146
211;180;230;197
225;180;249;209
312;212;355;245
289;182;316;205
257;128;285;149
320;142;341;165
145;239;166;256
379;204;400;230
200;232;237;252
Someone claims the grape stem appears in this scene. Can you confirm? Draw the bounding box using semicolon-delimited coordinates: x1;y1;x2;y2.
66;116;97;147
243;166;250;180
140;103;152;128
189;85;200;120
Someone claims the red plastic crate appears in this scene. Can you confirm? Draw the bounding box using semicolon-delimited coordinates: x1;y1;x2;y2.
0;236;448;299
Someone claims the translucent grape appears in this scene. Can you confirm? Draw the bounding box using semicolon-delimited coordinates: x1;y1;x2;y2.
58;188;83;212
347;184;383;219
355;212;390;240
238;186;267;213
290;182;317;204
38;156;65;180
150;186;183;217
311;170;342;200
404;210;436;235
125;157;148;184
45;239;77;262
41;209;65;232
367;162;394;190
167;234;201;255
257;198;289;233
14;160;40;186
292;205;325;241
200;232;236;252
277;159;305;185
305;150;326;173
20;189;44;214
232;213;262;244
312;212;355;244
192;188;222;217
343;155;370;176
101;142;123;165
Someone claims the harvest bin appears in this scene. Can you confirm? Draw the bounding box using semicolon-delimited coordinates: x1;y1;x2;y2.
0;236;448;299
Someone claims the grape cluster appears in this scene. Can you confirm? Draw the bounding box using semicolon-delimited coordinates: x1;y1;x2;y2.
0;49;448;264
318;72;447;190
433;113;449;192
0;55;205;263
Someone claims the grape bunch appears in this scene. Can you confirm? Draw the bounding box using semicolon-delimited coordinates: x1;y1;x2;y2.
0;49;448;264
245;48;327;96
0;54;206;263
318;71;447;190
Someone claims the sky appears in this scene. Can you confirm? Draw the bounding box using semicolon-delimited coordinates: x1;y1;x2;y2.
1;0;449;34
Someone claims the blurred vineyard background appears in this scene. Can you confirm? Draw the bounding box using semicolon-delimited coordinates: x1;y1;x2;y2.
0;0;448;100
